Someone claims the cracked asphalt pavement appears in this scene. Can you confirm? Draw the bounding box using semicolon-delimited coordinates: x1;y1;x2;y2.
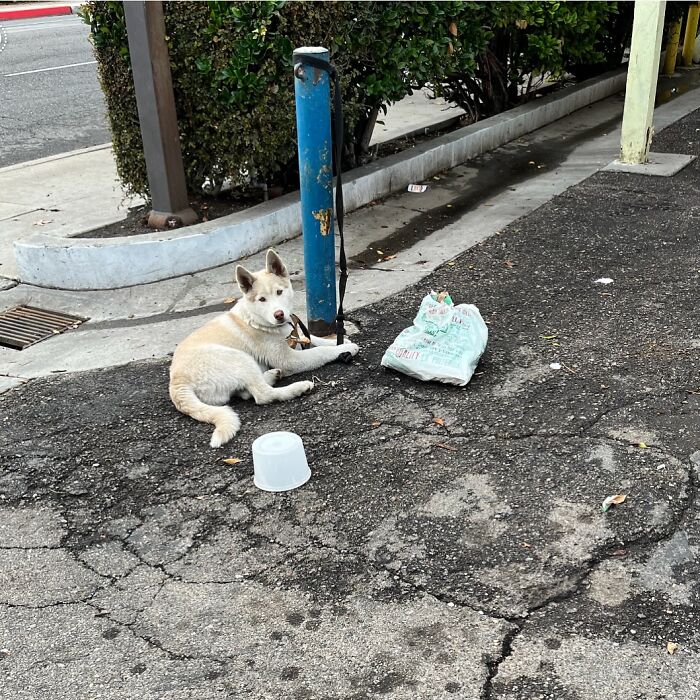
1;110;699;699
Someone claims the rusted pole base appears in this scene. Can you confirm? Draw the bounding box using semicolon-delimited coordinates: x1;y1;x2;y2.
148;207;199;230
307;319;336;337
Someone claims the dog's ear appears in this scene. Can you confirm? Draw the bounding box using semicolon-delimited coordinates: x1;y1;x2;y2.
265;249;288;278
235;265;255;294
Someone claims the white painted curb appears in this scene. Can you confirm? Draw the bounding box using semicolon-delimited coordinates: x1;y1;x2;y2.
15;68;627;290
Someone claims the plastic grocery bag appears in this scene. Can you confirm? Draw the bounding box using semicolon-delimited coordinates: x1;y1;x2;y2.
381;291;488;386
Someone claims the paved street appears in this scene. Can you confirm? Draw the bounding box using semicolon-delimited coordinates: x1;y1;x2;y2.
0;13;109;166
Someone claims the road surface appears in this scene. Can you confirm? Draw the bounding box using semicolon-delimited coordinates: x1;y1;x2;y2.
0;13;110;167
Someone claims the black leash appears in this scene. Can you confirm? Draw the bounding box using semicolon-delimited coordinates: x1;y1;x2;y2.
295;54;348;348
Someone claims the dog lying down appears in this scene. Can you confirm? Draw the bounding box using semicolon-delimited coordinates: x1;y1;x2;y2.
169;249;359;447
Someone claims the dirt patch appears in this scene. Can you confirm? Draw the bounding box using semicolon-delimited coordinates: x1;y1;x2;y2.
73;189;267;239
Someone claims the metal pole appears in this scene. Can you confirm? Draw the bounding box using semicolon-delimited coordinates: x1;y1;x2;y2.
123;1;197;228
293;47;337;337
619;0;667;164
662;18;682;74
682;2;700;67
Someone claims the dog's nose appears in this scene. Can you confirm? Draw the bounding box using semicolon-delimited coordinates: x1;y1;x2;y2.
274;310;285;321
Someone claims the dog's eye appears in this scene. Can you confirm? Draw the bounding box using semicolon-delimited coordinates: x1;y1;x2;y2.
258;297;266;303
276;289;283;296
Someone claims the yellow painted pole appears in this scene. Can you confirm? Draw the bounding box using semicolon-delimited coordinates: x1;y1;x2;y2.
620;0;667;164
662;18;682;74
682;2;700;66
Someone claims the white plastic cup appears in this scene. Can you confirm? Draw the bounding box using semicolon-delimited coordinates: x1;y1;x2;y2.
252;431;311;492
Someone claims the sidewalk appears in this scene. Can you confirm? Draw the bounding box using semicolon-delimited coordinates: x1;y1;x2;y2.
0;98;698;697
0;145;143;281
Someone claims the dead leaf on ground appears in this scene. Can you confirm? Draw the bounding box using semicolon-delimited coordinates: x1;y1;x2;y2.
601;494;626;513
433;417;446;427
223;297;236;304
504;260;515;269
33;219;53;226
639;442;648;449
667;642;679;655
371;421;382;428
222;458;242;465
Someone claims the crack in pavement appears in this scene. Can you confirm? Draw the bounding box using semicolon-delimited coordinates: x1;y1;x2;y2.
85;598;227;664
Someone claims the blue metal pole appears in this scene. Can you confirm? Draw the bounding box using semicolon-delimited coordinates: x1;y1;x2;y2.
293;46;337;336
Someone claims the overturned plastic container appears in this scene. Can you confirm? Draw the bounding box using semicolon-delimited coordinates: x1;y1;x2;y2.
252;431;311;492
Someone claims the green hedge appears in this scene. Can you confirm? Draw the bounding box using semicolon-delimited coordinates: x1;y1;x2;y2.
438;2;622;119
81;1;628;200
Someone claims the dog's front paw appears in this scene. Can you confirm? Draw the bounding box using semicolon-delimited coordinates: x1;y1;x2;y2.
342;342;360;357
300;380;315;394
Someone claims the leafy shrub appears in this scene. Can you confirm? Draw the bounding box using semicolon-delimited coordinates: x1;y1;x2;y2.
81;1;630;200
436;2;621;118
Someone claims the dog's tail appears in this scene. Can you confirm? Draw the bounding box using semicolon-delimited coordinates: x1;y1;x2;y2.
169;382;241;448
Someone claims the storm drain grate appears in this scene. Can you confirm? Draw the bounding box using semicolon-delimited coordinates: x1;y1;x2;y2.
0;305;87;350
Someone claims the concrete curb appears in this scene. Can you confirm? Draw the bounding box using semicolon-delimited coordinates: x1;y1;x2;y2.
14;67;628;290
0;143;111;174
0;3;79;21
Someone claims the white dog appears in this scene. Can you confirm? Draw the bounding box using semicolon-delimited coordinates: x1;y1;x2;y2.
169;249;359;447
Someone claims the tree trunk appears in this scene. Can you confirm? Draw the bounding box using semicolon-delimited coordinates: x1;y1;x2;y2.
356;104;380;163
